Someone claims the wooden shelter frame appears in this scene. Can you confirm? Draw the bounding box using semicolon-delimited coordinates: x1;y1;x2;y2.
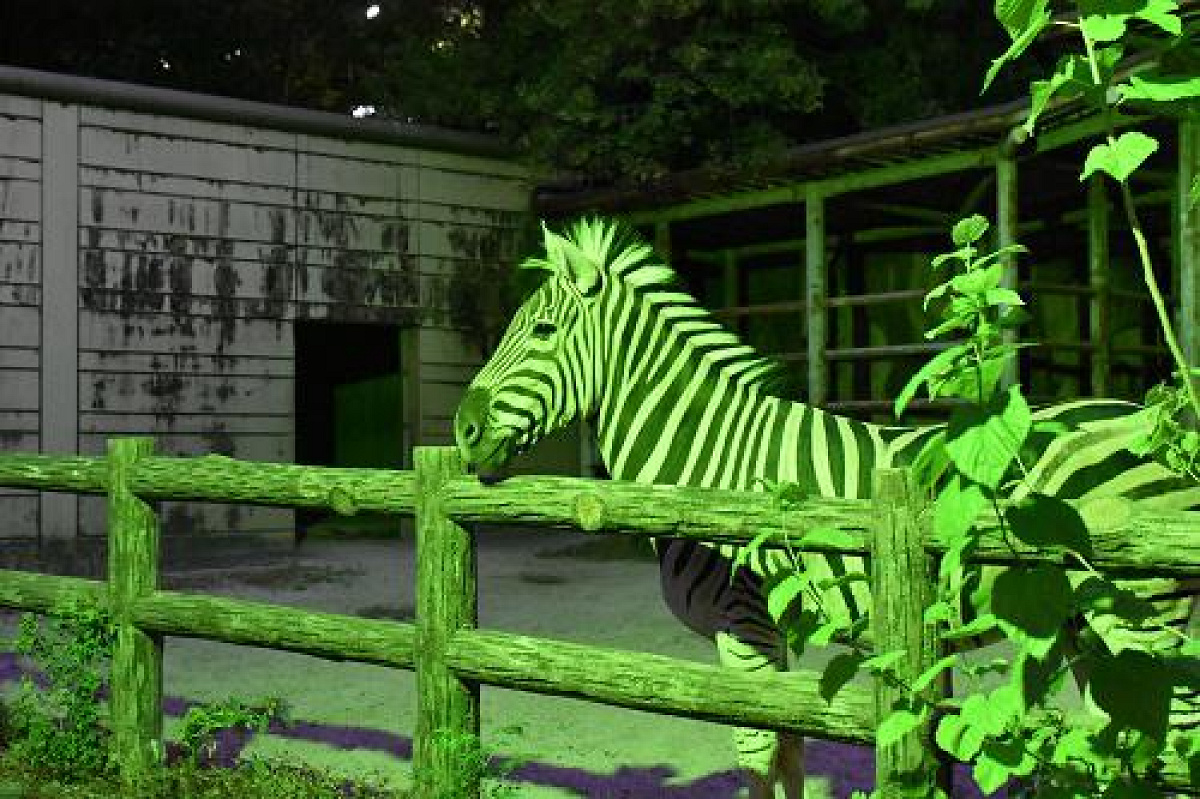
538;101;1200;415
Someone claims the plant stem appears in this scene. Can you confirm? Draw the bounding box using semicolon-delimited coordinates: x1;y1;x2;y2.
1115;180;1200;419
1078;22;1200;423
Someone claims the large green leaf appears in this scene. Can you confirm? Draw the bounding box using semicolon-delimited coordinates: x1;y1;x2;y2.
994;0;1048;39
984;0;1051;91
952;214;989;246
1091;650;1171;740
878;704;928;749
1121;74;1200;103
1133;0;1183;35
766;574;805;625
913;654;958;693
945;385;1031;489
975;737;1036;794
1073;576;1159;625
933;473;989;544
1024;54;1084;134
991;564;1072;657
930;353;1010;403
936;711;985;761
941;612;999;641
894;343;970;418
1081;132;1159;183
1004;493;1093;556
1080;9;1130;42
951;262;1004;296
819;651;864;703
861;649;907;675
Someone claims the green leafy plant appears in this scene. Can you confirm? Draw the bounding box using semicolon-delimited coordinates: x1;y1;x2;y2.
421;725;531;799
747;3;1198;795
893;217;1200;798
2;601;116;781
175;695;290;767
986;0;1200;439
752;212;1196;798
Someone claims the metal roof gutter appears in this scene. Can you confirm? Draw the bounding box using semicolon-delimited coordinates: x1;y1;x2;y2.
0;64;512;159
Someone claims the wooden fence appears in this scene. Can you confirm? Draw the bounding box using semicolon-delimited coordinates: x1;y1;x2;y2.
0;438;1196;797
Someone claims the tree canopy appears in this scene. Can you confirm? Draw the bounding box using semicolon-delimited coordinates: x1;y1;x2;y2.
0;1;1043;184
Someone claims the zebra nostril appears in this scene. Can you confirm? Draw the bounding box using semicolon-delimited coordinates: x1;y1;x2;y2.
456;386;493;453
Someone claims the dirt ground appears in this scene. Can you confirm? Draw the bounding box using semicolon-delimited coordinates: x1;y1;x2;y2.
0;527;993;799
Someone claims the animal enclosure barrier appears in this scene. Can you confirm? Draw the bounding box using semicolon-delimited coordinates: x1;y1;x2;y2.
0;439;1196;797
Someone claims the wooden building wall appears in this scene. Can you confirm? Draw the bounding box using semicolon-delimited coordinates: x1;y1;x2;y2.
0;91;528;546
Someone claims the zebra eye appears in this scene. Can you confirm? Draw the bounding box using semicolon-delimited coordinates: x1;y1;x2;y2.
530;320;558;341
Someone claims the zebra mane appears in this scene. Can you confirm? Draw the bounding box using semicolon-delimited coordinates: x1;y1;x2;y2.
525;217;788;392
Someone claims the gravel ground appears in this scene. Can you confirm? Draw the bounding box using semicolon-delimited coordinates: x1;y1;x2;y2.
0;529;1008;798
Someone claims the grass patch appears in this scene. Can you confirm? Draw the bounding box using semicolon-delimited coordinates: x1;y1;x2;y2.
0;602;527;799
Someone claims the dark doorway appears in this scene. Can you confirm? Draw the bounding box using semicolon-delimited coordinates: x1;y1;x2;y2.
294;321;401;539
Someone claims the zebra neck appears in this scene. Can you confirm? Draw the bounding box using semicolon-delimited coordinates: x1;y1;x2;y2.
594;353;781;485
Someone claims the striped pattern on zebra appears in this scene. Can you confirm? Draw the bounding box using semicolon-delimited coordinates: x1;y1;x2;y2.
453;218;1198;799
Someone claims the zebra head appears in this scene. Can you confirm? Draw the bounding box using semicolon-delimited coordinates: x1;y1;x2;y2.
454;218;650;483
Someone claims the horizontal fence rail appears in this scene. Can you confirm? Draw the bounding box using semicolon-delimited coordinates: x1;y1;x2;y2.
440;475;1200;577
0;439;1195;798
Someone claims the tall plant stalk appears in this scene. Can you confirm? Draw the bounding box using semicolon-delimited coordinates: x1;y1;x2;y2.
1077;23;1200;421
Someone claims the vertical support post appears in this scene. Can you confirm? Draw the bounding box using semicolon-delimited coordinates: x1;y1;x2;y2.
1088;177;1111;396
400;327;422;469
107;436;163;784
40;101;81;542
414;446;480;799
654;220;672;261
1179;117;1199;369
723;250;740;338
997;154;1020;390
870;468;945;798
806;187;828;406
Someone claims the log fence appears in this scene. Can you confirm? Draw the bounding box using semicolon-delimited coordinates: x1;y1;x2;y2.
0;439;1195;797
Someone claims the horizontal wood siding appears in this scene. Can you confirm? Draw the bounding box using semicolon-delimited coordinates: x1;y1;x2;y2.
0;96;40;540
0;89;528;542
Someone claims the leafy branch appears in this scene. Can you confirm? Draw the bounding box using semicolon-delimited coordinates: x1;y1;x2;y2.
987;0;1200;444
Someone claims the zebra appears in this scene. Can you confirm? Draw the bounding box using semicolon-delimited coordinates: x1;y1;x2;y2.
452;217;1198;799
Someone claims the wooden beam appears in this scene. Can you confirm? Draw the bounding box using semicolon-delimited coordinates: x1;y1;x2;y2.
625;146;999;225
854;201;953;225
957;172;996;217
827;342;956;361
1179;117;1199;368
871;469;947;797
1088;177;1111;396
654;220;672;260
722;250;741;338
1060;188;1173;224
997;153;1019;389
108;437;164;785
806;187;828;406
414;447;480;799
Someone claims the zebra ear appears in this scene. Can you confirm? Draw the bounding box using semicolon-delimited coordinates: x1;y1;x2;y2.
542;223;600;297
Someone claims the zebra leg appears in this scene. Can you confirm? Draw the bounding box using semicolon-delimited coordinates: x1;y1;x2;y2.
715;630;804;799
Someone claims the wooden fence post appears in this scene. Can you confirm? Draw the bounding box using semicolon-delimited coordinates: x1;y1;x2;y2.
107;436;163;784
414;446;480;799
870;468;946;798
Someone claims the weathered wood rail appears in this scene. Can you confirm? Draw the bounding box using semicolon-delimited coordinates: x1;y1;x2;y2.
0;438;1195;797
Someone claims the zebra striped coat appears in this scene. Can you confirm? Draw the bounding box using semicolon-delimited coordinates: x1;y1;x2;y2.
453;218;1198;792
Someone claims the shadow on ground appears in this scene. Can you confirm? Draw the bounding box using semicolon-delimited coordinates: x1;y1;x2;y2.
0;653;1010;799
